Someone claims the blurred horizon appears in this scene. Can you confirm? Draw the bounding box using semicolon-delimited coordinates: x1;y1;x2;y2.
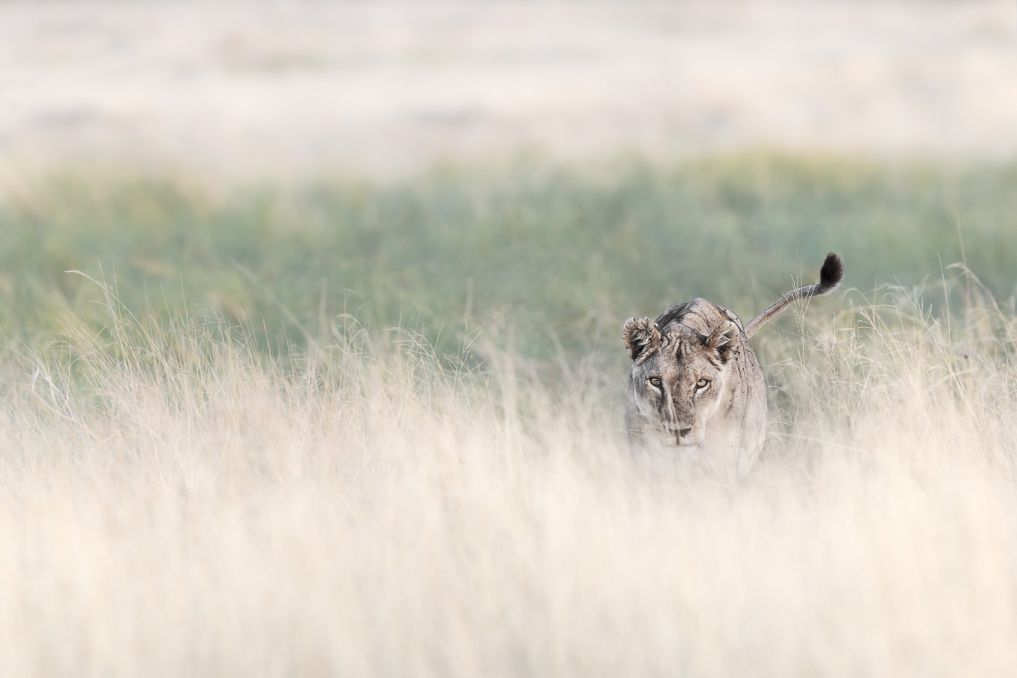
1;1;1015;184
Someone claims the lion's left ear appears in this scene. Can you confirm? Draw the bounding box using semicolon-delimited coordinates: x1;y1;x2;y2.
701;321;738;363
622;317;661;363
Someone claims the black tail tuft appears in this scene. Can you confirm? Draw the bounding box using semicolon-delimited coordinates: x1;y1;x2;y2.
819;252;844;290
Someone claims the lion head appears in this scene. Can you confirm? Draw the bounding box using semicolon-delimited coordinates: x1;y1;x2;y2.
622;313;740;448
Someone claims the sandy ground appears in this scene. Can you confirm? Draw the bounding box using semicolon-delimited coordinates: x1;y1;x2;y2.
1;1;1015;179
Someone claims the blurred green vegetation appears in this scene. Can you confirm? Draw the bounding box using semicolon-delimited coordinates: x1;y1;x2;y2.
1;153;1015;359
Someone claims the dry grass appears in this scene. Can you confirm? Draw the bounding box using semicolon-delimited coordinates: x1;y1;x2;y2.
2;275;1017;678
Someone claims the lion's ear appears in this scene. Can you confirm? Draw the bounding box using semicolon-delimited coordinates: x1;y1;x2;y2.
622;317;661;362
701;321;738;363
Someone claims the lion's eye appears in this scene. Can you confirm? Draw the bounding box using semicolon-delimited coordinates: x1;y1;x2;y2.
648;377;662;388
695;378;710;389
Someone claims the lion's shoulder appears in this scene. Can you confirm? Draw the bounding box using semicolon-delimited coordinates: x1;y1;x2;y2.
655;298;745;337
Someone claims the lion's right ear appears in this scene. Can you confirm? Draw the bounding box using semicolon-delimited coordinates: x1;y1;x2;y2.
702;320;738;363
622;317;661;362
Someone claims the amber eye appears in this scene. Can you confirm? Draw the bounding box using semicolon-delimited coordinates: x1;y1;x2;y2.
695;378;710;390
648;377;662;388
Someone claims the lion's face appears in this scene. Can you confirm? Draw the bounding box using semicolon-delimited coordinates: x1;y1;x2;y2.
623;317;737;447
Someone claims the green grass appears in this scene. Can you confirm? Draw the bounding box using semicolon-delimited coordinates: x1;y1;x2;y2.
3;153;1017;677
2;153;1015;360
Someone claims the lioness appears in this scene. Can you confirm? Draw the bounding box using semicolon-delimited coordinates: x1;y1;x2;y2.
623;253;843;475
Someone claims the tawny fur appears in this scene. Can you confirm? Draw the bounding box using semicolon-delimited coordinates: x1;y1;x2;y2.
623;253;843;476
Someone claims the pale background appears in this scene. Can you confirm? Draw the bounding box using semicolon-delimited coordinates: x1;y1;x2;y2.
2;1;1015;180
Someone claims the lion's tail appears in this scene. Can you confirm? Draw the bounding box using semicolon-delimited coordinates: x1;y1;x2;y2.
743;253;844;339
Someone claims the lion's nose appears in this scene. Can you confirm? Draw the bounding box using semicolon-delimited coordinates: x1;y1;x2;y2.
679;427;692;438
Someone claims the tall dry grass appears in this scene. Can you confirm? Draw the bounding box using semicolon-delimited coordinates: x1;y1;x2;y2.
1;272;1016;678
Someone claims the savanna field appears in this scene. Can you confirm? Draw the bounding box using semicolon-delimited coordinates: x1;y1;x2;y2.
1;155;1017;676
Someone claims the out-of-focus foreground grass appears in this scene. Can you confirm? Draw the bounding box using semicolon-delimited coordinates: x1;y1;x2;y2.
1;253;1016;677
2;154;1015;361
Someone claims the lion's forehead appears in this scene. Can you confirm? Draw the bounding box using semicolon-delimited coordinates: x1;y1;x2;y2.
661;321;719;353
639;336;717;376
